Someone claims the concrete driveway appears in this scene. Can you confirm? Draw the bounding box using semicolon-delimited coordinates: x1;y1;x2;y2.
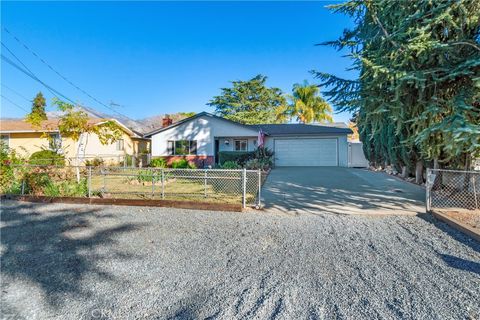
261;167;425;215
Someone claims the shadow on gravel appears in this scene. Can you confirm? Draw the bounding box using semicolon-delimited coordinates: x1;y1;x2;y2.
418;213;480;254
0;201;140;308
439;254;480;275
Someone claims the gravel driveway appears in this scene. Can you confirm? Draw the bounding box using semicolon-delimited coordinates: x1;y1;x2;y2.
1;200;479;319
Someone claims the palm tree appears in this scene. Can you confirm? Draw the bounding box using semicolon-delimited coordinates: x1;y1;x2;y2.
277;82;333;123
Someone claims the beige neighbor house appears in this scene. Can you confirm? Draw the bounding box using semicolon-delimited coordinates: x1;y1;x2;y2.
0;118;150;165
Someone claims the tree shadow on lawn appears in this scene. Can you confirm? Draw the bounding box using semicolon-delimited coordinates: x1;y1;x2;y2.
1;201;142;309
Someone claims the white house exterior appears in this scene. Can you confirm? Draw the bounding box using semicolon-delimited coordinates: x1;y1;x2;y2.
144;112;353;168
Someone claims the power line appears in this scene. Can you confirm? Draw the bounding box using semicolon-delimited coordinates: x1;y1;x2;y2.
3;27;139;123
1;53;106;119
1;84;32;102
1;94;29;113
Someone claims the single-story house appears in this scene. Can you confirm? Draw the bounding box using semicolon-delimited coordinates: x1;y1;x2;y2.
144;112;353;167
0;118;150;164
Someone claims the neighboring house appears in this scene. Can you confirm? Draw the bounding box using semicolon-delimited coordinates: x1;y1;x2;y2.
0;118;150;164
144;112;353;167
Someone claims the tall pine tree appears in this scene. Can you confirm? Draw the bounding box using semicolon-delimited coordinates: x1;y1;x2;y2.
314;0;480;182
26;92;48;126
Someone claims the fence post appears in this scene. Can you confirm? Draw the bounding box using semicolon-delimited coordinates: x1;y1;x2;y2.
473;174;478;210
103;167;107;194
426;168;431;212
204;169;208;198
21;178;25;195
257;169;261;208
151;168;155;199
242;168;247;209
161;168;165;200
88;166;92;198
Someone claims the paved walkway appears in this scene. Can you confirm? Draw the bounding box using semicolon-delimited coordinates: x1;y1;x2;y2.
261;167;425;215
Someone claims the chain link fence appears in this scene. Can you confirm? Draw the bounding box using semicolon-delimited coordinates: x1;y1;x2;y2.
426;168;480;212
1;165;265;208
21;154;151;167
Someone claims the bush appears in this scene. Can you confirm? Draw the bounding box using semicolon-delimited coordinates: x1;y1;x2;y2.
135;169;159;183
29;150;65;166
120;154;134;167
171;158;196;169
84;157;104;167
221;161;241;169
0;148;25;193
150;158;167;168
245;158;271;171
218;151;254;166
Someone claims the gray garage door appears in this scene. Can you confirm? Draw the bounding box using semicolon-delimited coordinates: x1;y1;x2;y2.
275;138;338;166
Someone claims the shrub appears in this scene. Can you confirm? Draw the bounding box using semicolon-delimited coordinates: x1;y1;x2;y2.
221;160;241;169
218;151;254;166
136;169;160;183
84;157;104;167
43;179;88;197
150;158;167;168
171;158;196;169
0;148;25;193
29;150;65;166
245;158;272;171
254;147;274;162
120;154;133;167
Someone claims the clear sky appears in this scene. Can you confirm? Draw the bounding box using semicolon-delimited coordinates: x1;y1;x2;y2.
1;1;355;123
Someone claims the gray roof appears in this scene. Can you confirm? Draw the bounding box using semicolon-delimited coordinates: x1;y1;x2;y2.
249;123;352;135
143;112;352;137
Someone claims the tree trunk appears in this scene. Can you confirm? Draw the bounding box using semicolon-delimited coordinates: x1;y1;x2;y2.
401;165;408;178
415;160;423;184
433;158;440;170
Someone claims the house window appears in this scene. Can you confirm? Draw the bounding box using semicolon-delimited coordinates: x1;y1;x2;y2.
116;139;125;151
234;140;248;151
167;140;197;155
0;134;9;150
49;133;62;150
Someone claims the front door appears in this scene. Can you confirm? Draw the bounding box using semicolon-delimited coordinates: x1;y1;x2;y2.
214;139;219;164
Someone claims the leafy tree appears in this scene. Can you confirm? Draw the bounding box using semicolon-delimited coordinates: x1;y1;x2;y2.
207;75;287;124
314;0;480;182
277;81;333;123
348;121;359;141
54;99;124;180
26;92;47;126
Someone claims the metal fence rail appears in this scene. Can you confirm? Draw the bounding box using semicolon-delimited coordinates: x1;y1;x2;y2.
2;165;265;208
19;154;151;167
426;168;480;212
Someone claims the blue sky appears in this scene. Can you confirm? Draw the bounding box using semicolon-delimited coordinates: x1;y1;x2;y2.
1;1;355;122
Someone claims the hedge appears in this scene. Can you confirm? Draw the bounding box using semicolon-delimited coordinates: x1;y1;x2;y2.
218;151;254;165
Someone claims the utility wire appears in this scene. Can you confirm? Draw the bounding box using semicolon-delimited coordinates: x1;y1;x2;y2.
3;27;139;123
1;83;32;102
1;94;29;112
1;53;106;119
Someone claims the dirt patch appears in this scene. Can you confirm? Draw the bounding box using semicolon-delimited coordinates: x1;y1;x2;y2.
440;209;480;230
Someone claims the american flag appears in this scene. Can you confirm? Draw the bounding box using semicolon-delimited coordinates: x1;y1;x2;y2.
257;129;265;148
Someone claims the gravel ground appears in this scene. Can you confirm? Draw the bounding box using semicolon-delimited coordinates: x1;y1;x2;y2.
1;200;479;320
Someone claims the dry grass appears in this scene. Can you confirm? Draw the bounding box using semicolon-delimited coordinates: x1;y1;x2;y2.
90;175;255;204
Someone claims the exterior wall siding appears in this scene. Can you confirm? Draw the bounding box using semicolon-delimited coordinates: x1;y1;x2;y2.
6;131;144;160
151;115;258;157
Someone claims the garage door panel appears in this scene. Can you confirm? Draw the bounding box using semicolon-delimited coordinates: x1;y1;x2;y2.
275;138;337;166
